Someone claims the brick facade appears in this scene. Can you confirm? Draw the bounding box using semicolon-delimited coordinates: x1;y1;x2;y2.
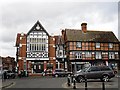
15;21;120;75
1;56;16;71
16;21;57;76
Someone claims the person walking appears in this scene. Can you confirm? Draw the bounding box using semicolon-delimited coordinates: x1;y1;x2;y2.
3;71;7;81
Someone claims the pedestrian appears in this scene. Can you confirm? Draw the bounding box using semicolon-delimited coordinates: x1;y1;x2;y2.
18;70;21;78
43;69;47;76
3;71;7;80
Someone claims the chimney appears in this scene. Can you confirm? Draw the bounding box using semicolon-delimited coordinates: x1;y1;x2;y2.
61;30;65;41
61;30;65;35
81;23;87;33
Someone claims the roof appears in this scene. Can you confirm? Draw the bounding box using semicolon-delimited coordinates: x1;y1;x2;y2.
65;29;119;43
27;20;49;36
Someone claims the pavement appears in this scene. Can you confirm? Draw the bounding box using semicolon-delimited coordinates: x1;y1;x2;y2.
0;71;120;89
0;79;15;89
63;74;120;89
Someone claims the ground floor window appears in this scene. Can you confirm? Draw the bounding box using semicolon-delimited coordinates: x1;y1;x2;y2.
31;61;44;73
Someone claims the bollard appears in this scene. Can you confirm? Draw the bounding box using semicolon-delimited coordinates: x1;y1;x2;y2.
102;81;105;90
67;76;71;87
85;78;88;90
71;75;73;83
73;77;76;89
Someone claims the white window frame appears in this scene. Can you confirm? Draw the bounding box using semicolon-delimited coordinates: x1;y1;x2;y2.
75;52;82;59
109;43;113;48
85;52;92;58
109;52;115;59
96;43;100;48
96;52;102;59
76;42;82;48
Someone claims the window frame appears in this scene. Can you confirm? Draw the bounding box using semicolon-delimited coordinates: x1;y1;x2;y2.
75;52;82;59
95;52;102;59
96;43;100;48
109;52;115;59
76;42;82;48
109;43;113;48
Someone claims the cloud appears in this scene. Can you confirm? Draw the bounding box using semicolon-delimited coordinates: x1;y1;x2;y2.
0;1;119;57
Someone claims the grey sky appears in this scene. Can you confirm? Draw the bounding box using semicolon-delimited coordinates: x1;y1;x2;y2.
0;0;119;58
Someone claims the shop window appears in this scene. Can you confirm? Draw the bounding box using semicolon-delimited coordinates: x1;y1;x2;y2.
34;65;36;69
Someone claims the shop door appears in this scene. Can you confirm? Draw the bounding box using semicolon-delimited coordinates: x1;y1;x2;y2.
33;62;44;73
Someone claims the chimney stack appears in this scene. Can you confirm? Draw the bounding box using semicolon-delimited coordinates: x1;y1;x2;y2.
81;23;87;33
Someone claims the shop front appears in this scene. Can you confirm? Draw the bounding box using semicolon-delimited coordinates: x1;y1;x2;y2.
26;57;49;75
31;61;44;73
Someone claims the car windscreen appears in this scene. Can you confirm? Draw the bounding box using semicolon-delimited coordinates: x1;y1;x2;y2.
7;71;12;73
55;70;64;72
82;67;90;72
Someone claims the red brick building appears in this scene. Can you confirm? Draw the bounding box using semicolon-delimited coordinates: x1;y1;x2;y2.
16;21;56;75
1;56;16;71
15;21;120;75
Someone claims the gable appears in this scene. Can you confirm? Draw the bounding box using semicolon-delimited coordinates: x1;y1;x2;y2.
27;21;49;36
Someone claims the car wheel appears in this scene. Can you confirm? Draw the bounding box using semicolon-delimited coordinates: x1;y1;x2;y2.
55;74;58;77
114;71;117;74
77;76;85;83
102;75;109;82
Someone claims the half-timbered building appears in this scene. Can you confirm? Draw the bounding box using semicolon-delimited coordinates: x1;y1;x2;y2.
16;21;56;75
16;21;120;75
62;23;120;72
55;35;67;70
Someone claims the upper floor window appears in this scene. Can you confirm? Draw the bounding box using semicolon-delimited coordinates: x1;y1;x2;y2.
75;52;82;59
109;43;113;48
109;52;115;59
85;52;92;58
96;43;100;48
57;50;63;57
76;42;81;48
96;52;101;59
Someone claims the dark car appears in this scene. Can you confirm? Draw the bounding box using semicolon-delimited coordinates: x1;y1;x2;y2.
4;70;16;79
74;66;115;82
42;69;53;76
52;69;72;77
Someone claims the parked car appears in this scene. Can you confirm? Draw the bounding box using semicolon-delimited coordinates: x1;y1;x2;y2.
3;70;16;79
52;69;72;77
42;69;53;76
74;66;115;82
112;67;118;74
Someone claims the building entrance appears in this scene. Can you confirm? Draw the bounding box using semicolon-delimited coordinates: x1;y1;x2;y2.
32;61;44;73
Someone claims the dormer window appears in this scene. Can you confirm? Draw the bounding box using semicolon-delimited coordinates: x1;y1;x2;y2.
76;42;81;48
109;43;113;48
96;43;100;48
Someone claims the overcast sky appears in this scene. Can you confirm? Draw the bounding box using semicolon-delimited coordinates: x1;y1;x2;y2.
0;0;119;58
